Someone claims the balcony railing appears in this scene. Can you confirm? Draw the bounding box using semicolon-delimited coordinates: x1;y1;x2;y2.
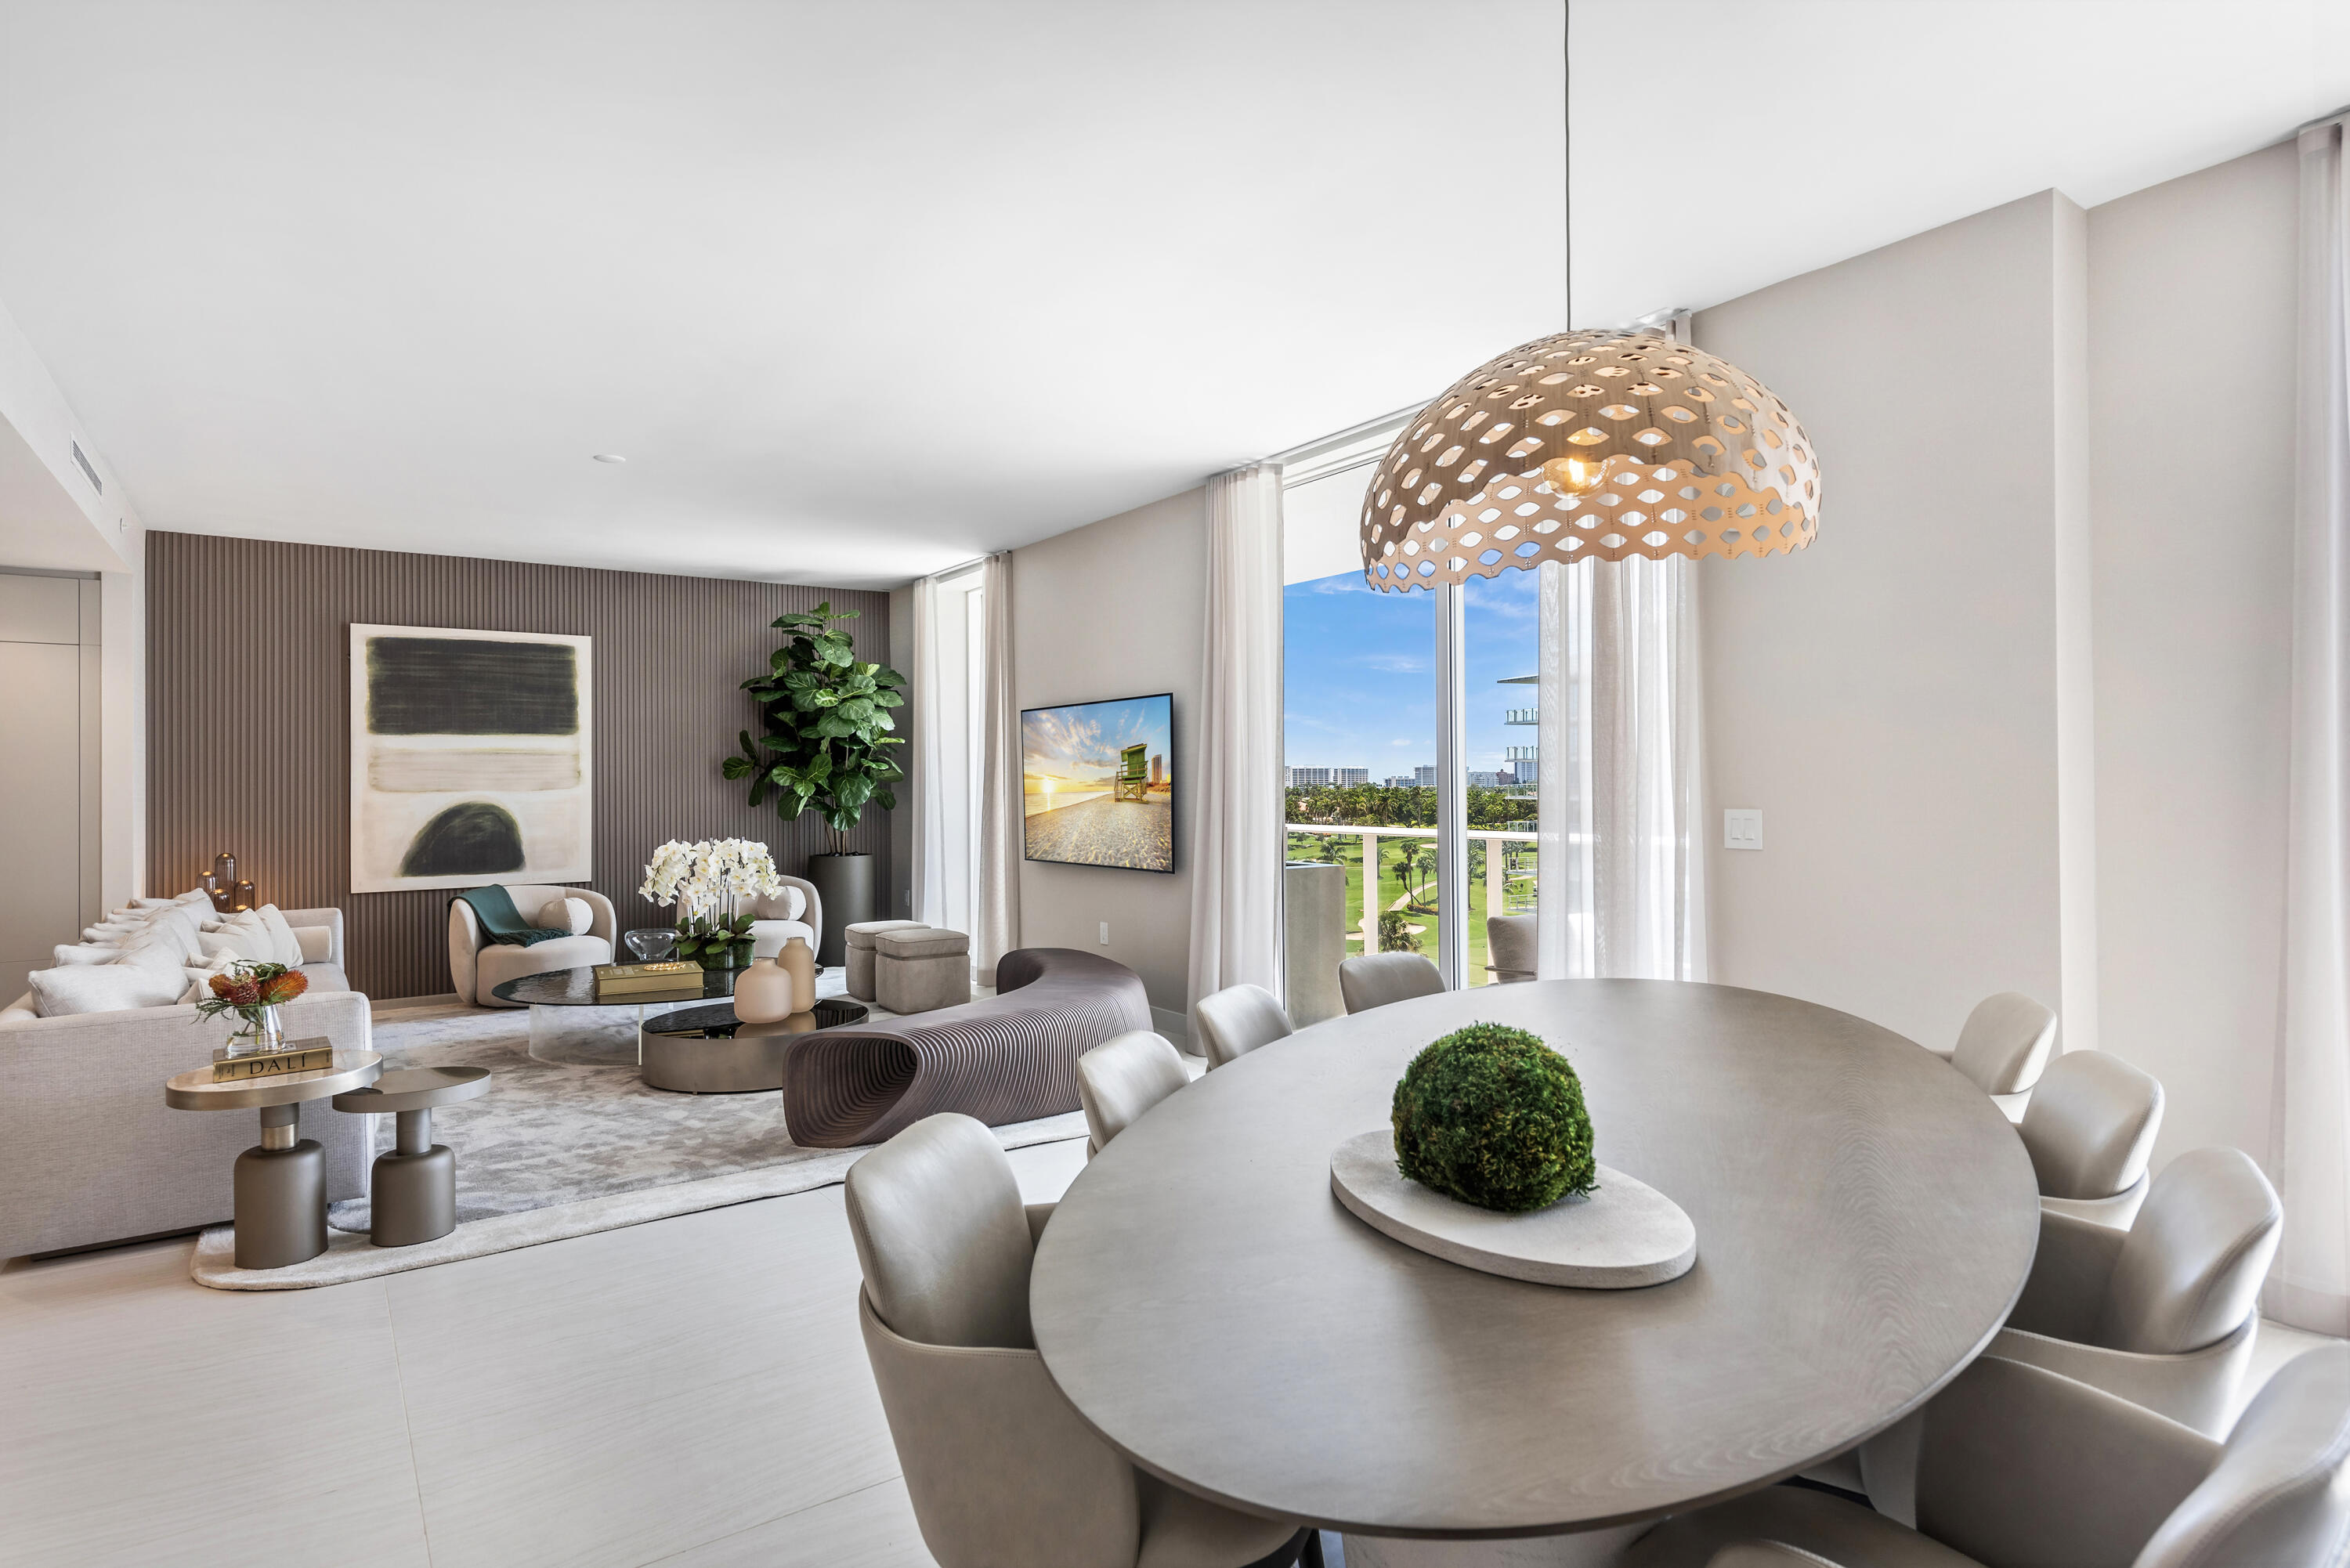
1504;709;1538;725
1285;822;1537;964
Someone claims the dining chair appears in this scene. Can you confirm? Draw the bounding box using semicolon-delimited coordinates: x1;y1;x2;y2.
1486;913;1536;984
1337;952;1446;1014
1982;1145;2280;1436
1629;1346;2350;1568
2019;1050;2165;1228
1076;1030;1189;1154
1194;984;1293;1071
1941;992;2058;1118
845;1113;1316;1568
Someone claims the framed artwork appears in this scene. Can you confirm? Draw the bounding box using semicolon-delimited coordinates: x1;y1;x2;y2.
349;624;593;893
1020;693;1174;873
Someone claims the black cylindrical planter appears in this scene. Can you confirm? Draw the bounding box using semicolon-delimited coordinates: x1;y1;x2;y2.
807;852;873;967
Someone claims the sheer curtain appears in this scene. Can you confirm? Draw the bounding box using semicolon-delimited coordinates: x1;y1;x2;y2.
974;551;1022;984
1534;556;1708;981
1188;463;1285;1013
909;571;952;929
2271;114;2350;1337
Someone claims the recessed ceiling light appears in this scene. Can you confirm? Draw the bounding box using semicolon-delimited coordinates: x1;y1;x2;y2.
592;453;627;464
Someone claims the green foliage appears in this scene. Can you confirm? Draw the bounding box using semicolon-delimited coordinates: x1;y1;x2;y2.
1390;1022;1596;1213
1285;782;1528;830
1376;909;1419;953
674;912;754;970
724;602;907;844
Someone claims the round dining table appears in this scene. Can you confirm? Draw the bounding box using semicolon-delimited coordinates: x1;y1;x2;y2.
1029;980;2040;1566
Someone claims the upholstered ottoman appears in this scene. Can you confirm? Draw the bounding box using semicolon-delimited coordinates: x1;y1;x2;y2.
876;927;971;1015
844;919;929;1002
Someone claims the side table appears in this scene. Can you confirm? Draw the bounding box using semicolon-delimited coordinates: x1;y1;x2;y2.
331;1067;492;1247
164;1050;382;1269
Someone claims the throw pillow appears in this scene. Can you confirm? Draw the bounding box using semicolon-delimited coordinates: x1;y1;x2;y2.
254;905;306;967
769;885;806;923
138;904;205;962
30;963;185;1017
81;922;144;946
50;944;121;966
292;925;334;964
535;896;593;936
114;929;193;974
198;922;272;964
179;950;244;1004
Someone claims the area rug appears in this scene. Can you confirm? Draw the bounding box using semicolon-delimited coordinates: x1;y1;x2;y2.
191;978;1087;1291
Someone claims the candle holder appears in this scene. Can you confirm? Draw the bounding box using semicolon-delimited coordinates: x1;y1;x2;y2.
198;851;256;913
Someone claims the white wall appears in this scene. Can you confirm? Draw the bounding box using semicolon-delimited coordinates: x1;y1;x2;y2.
1011;487;1204;1031
1696;191;2088;1054
2086;142;2298;1169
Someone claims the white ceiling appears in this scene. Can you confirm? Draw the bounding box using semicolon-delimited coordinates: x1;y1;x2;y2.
0;1;2341;589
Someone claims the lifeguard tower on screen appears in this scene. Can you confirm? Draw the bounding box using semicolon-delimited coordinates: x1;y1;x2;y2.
1113;742;1149;803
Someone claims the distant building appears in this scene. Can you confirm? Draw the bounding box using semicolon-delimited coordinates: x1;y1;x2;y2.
1506;746;1537;786
1287;766;1332;787
1333;768;1368;786
1414;765;1437;787
1468;770;1503;789
1383;775;1415;788
1151;753;1163;784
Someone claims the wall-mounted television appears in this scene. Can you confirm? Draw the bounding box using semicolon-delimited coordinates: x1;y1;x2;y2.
1021;693;1174;873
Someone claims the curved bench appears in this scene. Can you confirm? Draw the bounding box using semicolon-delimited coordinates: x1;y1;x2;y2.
779;948;1152;1148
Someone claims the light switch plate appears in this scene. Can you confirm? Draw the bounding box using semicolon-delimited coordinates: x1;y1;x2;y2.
1724;808;1762;851
1099;921;1110;945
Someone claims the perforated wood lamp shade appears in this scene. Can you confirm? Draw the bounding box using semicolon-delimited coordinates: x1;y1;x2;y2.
1358;328;1820;590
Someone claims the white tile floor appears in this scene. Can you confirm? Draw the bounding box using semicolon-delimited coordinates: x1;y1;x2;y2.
2;1130;2337;1568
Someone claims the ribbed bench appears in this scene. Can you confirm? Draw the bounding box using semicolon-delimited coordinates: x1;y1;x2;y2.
779;948;1152;1148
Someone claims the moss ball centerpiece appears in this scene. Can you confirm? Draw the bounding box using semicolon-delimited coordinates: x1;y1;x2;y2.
1390;1022;1596;1212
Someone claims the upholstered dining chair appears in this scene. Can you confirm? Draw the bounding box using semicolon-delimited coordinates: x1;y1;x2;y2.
1981;1145;2281;1436
1338;952;1445;1015
1486;913;1536;984
1629;1346;2350;1568
1939;992;2059;1118
844;1114;1315;1568
2019;1050;2165;1228
1076;1031;1190;1155
1194;984;1292;1071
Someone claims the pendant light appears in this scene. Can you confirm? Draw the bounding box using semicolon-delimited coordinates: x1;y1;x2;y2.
1360;5;1820;590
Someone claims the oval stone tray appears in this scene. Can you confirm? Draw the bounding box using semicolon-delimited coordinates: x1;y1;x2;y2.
1329;1129;1697;1288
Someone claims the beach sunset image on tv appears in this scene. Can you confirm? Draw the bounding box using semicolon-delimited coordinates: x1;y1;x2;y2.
1021;694;1173;873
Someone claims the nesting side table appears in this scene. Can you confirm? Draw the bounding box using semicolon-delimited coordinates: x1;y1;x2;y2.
164;1050;382;1270
332;1067;492;1247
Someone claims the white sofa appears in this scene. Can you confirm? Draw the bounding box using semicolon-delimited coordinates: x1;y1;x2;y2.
0;906;372;1262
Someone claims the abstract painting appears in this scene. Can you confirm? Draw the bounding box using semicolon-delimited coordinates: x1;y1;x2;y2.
349;624;593;892
1021;693;1173;873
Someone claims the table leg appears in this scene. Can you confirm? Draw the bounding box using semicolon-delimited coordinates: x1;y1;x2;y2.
369;1107;456;1248
527;1002;645;1067
233;1103;327;1269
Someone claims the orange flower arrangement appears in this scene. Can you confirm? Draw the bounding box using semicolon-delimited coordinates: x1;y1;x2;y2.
193;959;307;1036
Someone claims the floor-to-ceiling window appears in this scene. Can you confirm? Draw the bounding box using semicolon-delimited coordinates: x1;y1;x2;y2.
1461;569;1540;986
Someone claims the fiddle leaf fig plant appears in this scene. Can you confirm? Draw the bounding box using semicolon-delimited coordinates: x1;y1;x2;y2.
723;602;906;853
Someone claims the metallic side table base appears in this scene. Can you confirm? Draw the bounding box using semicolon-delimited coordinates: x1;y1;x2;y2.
331;1067;493;1249
233;1104;327;1269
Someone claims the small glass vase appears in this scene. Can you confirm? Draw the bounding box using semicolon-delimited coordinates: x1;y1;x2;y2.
228;1003;286;1057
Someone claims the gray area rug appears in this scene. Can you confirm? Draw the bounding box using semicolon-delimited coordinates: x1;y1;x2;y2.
191;974;1086;1291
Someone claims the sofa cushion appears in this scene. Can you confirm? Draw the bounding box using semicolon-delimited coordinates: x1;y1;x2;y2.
750;919;815;961
253;905;306;966
877;927;970;960
115;929;195;975
29;963;186;1017
295;925;334;964
51;944;121;966
138;904;206;962
301;960;352;993
474;935;613;1004
82;921;145;945
533;895;594;935
198;920;272;964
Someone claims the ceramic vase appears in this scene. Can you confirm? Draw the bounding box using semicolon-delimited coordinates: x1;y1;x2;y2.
781;934;816;1014
732;954;798;1025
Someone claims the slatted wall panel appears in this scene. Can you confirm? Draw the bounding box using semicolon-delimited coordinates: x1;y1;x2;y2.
147;533;892;999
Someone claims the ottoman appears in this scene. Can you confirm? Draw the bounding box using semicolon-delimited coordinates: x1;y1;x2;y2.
876;927;971;1015
845;919;930;1002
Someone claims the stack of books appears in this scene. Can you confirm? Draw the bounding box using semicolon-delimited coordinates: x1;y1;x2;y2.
211;1037;336;1082
593;960;706;1000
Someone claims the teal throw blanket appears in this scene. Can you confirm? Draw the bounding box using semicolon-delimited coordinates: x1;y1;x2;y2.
455;884;567;947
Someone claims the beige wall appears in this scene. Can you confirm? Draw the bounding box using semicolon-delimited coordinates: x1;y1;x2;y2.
1695;191;2087;1054
2087;143;2298;1169
1011;487;1203;1028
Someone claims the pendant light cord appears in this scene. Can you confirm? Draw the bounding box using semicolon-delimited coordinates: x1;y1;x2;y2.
1563;0;1572;329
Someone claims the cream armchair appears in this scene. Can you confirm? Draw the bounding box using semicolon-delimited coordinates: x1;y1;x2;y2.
846;1114;1311;1568
745;875;822;962
1629;1347;2350;1568
447;884;617;1006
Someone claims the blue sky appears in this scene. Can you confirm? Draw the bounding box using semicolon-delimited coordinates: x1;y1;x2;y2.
1282;568;1538;777
1022;694;1172;786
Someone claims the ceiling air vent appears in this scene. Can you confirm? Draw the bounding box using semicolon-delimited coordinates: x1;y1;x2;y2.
70;440;102;495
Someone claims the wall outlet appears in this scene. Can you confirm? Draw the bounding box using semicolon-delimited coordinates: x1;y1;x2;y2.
1724;808;1762;851
1099;921;1110;945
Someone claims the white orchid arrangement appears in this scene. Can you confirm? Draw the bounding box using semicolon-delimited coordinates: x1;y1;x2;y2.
638;838;784;968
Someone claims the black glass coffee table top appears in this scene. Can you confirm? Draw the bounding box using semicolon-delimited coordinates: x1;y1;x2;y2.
490;966;739;1006
643;997;870;1039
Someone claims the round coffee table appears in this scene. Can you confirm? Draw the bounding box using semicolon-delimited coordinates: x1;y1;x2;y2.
490;966;741;1065
639;996;871;1093
164;1050;383;1269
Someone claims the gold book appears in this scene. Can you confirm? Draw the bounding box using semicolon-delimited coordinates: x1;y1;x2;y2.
211;1039;336;1082
594;975;709;1000
592;962;700;983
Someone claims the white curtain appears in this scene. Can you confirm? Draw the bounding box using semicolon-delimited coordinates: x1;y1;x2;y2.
1535;553;1708;981
909;572;952;929
2270;115;2350;1337
1188;463;1285;1013
974;551;1022;983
